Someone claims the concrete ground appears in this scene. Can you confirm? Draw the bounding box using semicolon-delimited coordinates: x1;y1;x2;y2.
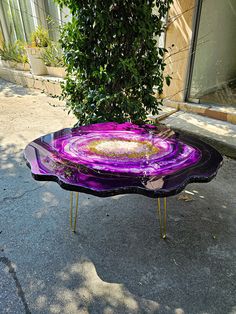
165;111;236;159
0;79;236;314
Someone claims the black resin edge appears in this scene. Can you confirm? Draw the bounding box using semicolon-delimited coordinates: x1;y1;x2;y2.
25;159;223;199
24;132;223;199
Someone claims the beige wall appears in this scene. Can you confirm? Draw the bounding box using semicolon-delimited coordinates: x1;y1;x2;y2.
163;0;195;101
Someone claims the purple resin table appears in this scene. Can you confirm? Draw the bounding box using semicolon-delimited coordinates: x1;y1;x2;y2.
24;122;223;238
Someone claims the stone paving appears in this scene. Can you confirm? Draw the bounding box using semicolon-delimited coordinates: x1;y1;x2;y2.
165;111;236;159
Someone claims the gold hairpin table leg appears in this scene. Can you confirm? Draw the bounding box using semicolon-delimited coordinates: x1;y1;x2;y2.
156;197;167;239
70;191;79;233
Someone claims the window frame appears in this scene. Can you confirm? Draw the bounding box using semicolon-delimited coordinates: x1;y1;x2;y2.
184;0;203;103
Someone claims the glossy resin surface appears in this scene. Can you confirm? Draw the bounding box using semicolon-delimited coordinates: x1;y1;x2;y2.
24;122;223;197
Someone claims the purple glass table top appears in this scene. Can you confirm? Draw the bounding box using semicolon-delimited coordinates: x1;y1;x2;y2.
24;122;223;197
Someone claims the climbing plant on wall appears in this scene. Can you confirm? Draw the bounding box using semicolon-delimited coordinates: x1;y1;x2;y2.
55;0;173;125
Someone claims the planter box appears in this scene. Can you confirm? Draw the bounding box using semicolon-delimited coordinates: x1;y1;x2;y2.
1;60;10;68
26;47;47;75
46;66;66;78
0;60;29;71
8;61;30;71
15;62;30;71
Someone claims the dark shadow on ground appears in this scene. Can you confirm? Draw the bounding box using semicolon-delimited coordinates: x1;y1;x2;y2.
0;138;236;314
0;78;37;97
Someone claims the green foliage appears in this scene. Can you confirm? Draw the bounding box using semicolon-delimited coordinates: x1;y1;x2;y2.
0;41;28;64
30;26;50;48
0;43;12;61
55;0;173;125
41;42;64;67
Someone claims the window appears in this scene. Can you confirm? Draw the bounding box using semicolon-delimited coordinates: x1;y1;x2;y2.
19;0;35;42
189;0;236;107
44;0;60;40
0;0;69;44
1;0;17;42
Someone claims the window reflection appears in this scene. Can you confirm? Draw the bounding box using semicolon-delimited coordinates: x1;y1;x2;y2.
190;0;236;107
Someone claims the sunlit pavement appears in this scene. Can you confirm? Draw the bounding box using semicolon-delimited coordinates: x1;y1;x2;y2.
165;110;236;159
0;79;236;314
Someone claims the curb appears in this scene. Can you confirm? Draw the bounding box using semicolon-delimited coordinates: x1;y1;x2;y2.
164;100;236;125
168;125;236;159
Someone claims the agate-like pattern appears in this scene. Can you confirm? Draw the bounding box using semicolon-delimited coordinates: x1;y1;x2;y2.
24;122;223;197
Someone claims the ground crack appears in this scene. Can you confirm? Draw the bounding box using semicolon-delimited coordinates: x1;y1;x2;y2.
0;256;31;314
0;182;48;205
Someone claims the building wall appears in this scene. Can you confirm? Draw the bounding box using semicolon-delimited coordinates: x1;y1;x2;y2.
163;0;196;102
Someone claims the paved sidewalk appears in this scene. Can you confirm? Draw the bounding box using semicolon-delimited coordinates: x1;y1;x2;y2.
164;111;236;159
0;79;236;314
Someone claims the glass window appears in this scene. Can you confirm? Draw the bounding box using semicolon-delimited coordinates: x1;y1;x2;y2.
2;0;17;42
0;21;4;47
19;0;35;42
44;0;60;40
9;0;25;41
1;0;68;44
60;7;71;24
189;0;236;107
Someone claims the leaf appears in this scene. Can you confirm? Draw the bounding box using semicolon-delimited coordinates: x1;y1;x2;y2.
165;75;172;86
178;193;194;202
54;0;173;124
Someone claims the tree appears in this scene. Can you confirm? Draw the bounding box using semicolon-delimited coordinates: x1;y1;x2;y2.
56;0;173;125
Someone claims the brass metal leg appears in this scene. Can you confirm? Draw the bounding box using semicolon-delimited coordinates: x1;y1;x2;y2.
157;198;162;237
156;197;167;239
70;191;79;233
70;191;73;229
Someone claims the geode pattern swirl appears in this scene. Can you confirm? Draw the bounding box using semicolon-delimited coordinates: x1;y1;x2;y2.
24;122;223;197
